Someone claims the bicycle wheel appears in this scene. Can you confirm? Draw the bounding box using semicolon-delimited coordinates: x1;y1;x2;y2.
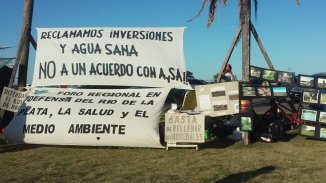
260;108;286;142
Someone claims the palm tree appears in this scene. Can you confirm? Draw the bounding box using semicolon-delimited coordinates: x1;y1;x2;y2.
191;0;300;81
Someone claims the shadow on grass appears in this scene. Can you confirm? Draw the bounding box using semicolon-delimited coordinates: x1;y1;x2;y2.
0;142;158;153
0;143;43;154
215;165;276;183
199;138;237;149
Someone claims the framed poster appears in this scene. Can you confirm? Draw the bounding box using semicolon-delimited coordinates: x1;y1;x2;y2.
240;99;252;114
272;86;288;97
249;65;262;79
240;116;252;132
300;109;318;122
319;127;326;139
298;75;315;88
300;124;316;137
262;69;277;82
319;112;326;123
277;71;294;85
319;93;326;105
316;77;326;89
256;87;272;97
242;86;256;97
302;90;319;104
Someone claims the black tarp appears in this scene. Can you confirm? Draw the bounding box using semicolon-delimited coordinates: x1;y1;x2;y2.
0;65;14;129
0;65;12;94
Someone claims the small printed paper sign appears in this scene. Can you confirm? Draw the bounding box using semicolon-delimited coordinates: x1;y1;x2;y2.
0;87;28;112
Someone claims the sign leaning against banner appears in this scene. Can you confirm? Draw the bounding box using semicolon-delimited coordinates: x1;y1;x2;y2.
32;27;191;89
4;88;170;148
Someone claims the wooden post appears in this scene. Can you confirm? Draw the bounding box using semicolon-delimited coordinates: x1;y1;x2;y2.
216;26;241;82
240;0;251;145
18;0;34;87
250;21;275;70
0;0;34;128
241;0;251;82
7;27;28;88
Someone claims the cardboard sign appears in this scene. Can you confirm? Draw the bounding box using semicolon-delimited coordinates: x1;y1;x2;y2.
165;112;205;143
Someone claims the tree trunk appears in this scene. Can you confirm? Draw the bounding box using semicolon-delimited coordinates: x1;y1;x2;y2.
240;0;251;145
241;0;251;82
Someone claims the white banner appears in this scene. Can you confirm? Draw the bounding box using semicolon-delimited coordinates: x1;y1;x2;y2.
32;27;191;89
4;88;170;148
0;87;29;112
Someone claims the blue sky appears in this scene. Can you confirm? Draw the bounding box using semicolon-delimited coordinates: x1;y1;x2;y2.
0;0;325;83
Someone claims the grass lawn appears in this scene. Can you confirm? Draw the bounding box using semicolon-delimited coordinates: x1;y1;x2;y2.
1;131;326;183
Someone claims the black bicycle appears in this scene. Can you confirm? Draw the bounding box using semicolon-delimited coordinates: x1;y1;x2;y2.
258;98;302;142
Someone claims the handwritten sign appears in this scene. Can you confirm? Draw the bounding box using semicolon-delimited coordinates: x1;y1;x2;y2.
165;112;205;143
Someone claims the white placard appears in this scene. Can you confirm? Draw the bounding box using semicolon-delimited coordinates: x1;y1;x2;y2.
32;27;191;89
198;95;211;110
4;87;170;148
195;82;239;117
0;87;29;112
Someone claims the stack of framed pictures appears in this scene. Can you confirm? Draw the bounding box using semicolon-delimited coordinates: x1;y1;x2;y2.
239;99;253;132
238;66;295;132
240;86;288;98
298;74;326;140
238;84;289;132
298;74;326;90
250;65;295;85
